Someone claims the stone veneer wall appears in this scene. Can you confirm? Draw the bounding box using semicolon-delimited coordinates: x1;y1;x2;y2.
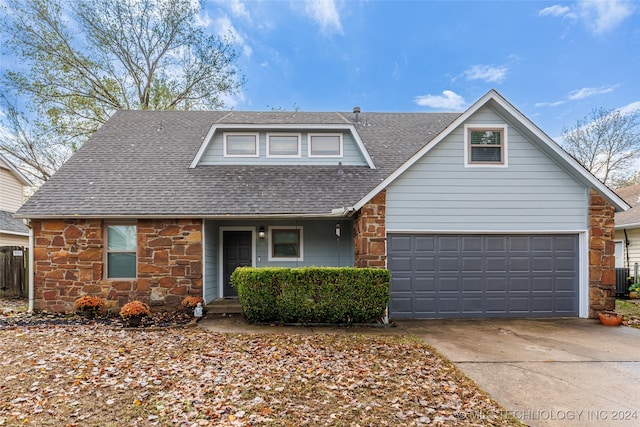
32;218;203;313
354;190;386;268
588;189;616;318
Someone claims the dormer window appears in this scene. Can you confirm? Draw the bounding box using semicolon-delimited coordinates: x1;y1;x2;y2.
224;133;259;157
309;134;343;157
464;125;508;167
267;134;301;158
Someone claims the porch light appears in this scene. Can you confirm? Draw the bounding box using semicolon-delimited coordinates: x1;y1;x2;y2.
258;226;266;240
335;222;341;237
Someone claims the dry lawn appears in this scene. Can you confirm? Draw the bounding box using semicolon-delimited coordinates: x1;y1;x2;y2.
0;321;523;427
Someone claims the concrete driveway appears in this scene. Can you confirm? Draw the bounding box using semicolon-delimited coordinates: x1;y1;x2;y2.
396;318;640;427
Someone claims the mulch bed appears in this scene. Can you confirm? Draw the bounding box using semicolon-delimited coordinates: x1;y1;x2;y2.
0;298;194;329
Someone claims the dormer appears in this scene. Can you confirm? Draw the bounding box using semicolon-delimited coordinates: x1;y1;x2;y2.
190;122;375;169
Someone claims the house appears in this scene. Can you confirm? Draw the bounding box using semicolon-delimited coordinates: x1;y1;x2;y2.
0;153;30;247
15;90;628;318
614;183;640;275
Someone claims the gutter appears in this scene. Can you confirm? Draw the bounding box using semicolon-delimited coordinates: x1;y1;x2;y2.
15;210;360;220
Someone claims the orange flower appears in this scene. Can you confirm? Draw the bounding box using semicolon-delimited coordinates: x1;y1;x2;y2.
119;301;151;318
73;296;105;313
180;296;204;309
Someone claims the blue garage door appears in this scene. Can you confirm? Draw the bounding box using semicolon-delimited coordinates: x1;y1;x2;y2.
388;234;579;319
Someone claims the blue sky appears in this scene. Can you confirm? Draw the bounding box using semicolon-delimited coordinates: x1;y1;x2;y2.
204;0;640;139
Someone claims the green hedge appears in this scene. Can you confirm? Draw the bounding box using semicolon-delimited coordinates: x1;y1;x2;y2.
231;267;390;324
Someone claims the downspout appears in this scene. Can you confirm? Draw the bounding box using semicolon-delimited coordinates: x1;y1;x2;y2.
24;219;34;312
624;229;630;270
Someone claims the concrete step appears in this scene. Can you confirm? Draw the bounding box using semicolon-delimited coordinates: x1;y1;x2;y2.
206;298;243;314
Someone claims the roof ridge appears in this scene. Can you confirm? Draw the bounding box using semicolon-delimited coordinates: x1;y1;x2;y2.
215;111;235;123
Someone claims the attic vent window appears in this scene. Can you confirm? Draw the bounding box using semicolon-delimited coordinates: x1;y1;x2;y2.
224;132;259;157
267;133;301;158
464;124;508;167
308;133;343;158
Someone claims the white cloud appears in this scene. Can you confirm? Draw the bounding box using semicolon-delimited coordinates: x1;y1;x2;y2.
539;0;634;34
464;65;508;83
414;90;465;110
227;0;251;20
535;100;566;108
577;0;634;34
618;101;640;115
539;5;573;18
305;0;343;35
568;85;617;100
536;85;619;108
214;15;252;57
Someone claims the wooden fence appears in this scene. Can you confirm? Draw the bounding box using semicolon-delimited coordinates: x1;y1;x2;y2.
0;246;27;298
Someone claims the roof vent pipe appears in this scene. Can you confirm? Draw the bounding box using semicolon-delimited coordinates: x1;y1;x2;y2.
353;106;361;123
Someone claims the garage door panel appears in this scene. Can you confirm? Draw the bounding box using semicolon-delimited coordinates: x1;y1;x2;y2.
532;236;553;251
462;236;482;251
462;277;483;291
389;234;579;319
391;276;412;292
509;277;530;291
438;236;460;251
388;235;412;252
415;257;435;271
556;277;576;291
556;256;577;271
532;277;553;291
414;276;435;292
415;236;436;251
487;277;508;291
388;256;412;271
438;257;459;271
486;257;507;272
485;237;507;252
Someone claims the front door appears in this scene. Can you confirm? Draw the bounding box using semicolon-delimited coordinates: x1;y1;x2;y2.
222;230;253;297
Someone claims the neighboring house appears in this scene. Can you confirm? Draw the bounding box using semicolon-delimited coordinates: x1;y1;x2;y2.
15;90;628;319
614;184;640;274
0;153;30;247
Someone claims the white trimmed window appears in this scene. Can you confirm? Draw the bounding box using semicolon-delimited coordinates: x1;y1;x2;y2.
224;133;259;157
268;226;304;261
106;224;137;279
464;125;508;167
308;133;343;157
267;133;301;158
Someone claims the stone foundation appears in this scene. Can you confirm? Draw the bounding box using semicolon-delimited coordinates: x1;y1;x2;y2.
588;190;616;318
354;190;386;268
32;218;202;313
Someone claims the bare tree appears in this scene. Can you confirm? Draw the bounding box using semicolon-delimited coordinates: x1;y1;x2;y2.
1;0;244;179
0;94;71;184
561;107;640;188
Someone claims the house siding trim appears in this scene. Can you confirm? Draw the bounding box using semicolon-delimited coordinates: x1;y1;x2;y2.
351;90;628;214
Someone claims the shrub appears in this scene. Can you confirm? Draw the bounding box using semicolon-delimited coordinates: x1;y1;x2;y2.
231;267;390;324
73;295;105;315
119;301;151;319
181;295;204;309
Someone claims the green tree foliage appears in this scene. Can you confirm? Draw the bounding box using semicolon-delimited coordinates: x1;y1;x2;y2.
1;0;244;181
561;107;640;188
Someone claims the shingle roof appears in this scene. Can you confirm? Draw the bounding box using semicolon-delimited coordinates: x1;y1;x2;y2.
0;210;28;234
16;110;460;218
615;184;640;227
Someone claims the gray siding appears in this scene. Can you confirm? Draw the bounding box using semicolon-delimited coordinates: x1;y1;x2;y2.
198;131;368;166
203;219;354;299
203;220;219;303
386;106;588;232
